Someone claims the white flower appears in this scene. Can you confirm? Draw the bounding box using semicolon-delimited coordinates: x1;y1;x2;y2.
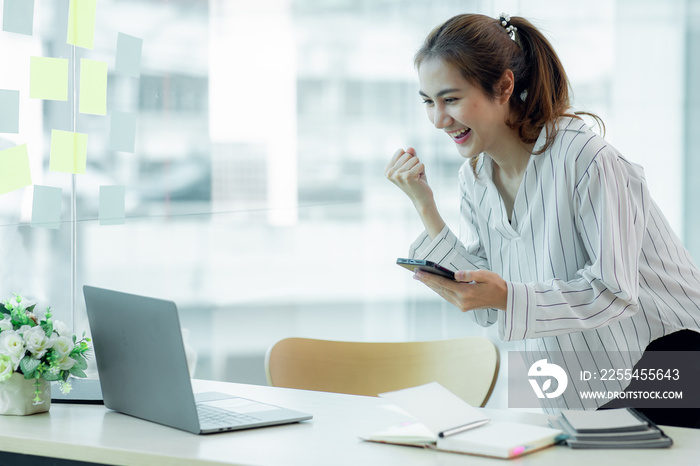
52;336;74;359
0;331;26;369
53;320;71;338
0;354;13;382
56;354;76;371
0;318;12;332
59;380;73;394
23;326;50;359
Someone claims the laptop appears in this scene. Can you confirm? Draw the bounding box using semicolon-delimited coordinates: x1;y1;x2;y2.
83;285;312;434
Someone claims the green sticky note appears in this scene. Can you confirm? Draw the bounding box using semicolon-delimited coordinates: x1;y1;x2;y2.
79;59;108;115
30;56;69;101
99;185;125;225
67;0;96;50
31;185;62;230
0;144;32;195
49;130;88;174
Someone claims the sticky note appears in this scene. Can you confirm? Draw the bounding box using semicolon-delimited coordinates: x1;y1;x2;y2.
99;185;125;225
49;130;88;174
109;111;137;152
31;185;62;230
2;0;35;36
30;56;69;101
67;0;96;49
0;144;32;195
115;33;143;77
0;90;20;133
79;59;108;115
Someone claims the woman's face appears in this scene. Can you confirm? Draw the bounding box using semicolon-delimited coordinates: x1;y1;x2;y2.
418;57;511;159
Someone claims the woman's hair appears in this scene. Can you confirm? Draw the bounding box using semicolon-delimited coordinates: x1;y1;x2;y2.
414;14;603;173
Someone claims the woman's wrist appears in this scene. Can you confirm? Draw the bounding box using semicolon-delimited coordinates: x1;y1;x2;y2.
414;200;445;240
495;279;508;311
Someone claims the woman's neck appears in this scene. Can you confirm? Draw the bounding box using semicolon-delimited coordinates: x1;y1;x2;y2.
486;126;535;221
485;127;534;179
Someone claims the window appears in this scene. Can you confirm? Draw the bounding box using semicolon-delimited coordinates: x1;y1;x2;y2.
0;0;690;409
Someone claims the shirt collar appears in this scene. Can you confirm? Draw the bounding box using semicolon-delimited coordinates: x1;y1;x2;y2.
532;116;588;154
470;116;588;182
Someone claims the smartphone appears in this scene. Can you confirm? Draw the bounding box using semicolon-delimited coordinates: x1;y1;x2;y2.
396;258;456;280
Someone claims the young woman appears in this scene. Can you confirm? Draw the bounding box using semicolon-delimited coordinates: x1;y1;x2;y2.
385;13;700;427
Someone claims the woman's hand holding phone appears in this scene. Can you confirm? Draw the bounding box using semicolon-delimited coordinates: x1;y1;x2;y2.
412;267;509;312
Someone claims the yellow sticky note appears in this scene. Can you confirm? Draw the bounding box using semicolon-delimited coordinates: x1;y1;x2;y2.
29;56;68;101
0;144;32;195
49;130;88;174
67;0;96;50
79;59;107;115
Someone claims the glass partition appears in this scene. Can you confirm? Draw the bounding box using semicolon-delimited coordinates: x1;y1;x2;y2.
0;0;689;408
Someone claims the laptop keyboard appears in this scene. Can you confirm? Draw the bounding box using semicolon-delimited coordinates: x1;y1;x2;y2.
197;403;262;430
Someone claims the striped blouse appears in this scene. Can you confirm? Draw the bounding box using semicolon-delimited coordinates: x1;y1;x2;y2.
409;116;700;410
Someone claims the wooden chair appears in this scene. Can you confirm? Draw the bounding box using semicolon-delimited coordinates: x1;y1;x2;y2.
264;337;499;407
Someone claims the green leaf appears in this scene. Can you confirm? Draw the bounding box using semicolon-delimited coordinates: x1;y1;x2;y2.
26;303;36;313
73;355;88;370
69;366;87;378
41;322;53;338
20;356;40;375
42;372;61;381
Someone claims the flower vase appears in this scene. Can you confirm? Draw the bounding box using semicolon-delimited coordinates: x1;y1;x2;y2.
0;373;50;415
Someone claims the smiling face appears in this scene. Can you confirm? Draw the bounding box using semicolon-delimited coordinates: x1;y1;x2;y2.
418;57;513;159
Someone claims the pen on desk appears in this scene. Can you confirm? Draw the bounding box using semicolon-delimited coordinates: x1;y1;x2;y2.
438;419;491;438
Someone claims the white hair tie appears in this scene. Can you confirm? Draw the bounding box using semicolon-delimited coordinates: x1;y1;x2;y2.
498;12;520;44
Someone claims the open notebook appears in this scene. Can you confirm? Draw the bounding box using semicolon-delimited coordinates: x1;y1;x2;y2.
361;382;564;459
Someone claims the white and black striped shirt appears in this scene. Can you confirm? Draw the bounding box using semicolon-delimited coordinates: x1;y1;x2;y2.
409;117;700;410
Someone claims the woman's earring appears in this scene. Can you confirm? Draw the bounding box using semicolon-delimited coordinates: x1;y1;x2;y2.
520;89;528;101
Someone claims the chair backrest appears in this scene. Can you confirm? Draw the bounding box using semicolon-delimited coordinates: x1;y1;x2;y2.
264;337;499;407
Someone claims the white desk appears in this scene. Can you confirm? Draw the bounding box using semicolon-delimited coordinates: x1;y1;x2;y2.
0;379;697;466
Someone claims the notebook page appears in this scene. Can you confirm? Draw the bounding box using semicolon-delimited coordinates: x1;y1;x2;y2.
379;382;489;435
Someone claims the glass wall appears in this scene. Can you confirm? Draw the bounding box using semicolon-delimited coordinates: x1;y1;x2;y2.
0;0;691;409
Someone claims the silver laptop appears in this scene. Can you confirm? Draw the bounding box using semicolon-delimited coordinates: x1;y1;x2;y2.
83;285;312;434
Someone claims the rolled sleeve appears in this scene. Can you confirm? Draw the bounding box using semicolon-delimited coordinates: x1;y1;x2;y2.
408;225;497;328
500;282;537;341
408;225;488;272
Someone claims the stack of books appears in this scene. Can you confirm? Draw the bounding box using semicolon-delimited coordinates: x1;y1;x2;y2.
551;407;673;449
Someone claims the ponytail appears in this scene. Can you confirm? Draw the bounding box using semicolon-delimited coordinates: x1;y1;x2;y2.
415;14;604;174
507;16;603;152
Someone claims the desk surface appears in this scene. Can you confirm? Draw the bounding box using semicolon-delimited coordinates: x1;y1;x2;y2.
0;379;697;466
